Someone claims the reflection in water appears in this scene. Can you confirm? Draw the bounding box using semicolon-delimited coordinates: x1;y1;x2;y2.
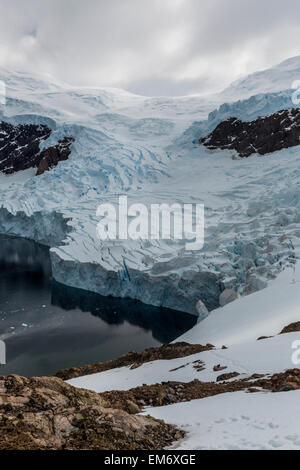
0;236;196;377
52;282;196;344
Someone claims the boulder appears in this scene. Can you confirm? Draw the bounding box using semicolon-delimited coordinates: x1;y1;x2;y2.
195;300;209;319
219;289;238;307
244;275;267;295
36;137;74;175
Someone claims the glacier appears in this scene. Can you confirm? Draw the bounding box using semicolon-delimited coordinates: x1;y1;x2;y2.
1;57;300;316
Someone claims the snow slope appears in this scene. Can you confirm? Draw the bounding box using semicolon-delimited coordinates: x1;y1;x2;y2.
179;264;300;347
146;390;300;450
178;56;300;149
69;263;300;392
0;57;300;314
69;263;300;450
177;89;295;148
68;331;299;392
221;56;300;100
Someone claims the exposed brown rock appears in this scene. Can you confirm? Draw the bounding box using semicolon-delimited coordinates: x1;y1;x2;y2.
98;369;300;414
56;342;215;381
216;372;240;382
213;364;228;372
36;137;74;175
0;374;182;450
257;321;300;340
200;108;300;157
257;336;273;341
256;369;300;393
1;353;300;450
280;322;300;335
193;360;205;372
100;378;254;412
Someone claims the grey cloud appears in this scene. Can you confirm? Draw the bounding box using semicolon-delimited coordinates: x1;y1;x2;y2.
0;0;299;96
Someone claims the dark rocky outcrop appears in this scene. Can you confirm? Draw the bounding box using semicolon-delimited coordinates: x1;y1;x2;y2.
0;121;74;176
216;372;240;382
0;122;51;174
200;108;300;157
36;137;74;175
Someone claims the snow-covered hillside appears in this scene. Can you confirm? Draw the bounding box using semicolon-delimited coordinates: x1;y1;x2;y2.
221;56;300;99
69;264;300;390
179;264;300;347
148;390;300;450
69;262;300;450
0;57;300;314
178;56;300;149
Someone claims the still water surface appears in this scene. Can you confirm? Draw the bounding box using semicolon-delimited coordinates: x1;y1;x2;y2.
0;236;196;377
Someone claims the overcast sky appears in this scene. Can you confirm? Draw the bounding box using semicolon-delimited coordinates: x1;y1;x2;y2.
0;0;300;96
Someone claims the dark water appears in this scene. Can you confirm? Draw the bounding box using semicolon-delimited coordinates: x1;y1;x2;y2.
0;236;196;377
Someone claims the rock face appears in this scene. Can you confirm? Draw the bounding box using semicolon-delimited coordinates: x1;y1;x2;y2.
0;122;51;174
256;369;300;393
244;275;267;296
36;137;75;176
200;108;300;157
219;289;238;307
280;322;300;335
0;121;74;175
0;374;181;450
